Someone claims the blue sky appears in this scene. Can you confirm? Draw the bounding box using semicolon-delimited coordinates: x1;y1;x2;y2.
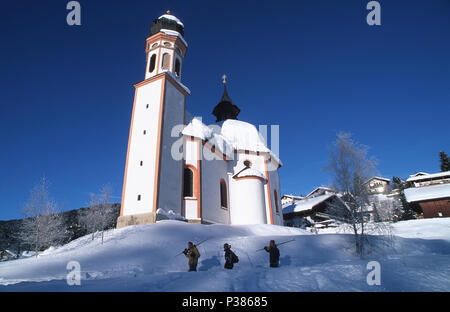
1;0;449;220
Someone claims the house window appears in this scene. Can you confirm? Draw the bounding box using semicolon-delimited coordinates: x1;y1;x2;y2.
220;179;228;209
149;54;156;73
274;190;279;213
183;167;194;197
175;58;181;76
162;53;170;70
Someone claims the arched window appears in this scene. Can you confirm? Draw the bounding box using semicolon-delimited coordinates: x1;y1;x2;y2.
175;58;181;77
274;190;279;213
183;167;193;197
149;54;156;73
220;179;228;209
161;53;170;70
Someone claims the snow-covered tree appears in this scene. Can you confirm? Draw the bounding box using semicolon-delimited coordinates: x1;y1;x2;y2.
440;151;450;172
19;177;67;258
78;184;115;244
392;176;415;221
323;133;391;257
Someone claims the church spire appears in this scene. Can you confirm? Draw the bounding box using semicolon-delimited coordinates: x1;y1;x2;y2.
212;75;240;122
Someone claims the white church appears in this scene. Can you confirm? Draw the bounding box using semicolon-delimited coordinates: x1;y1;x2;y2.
117;12;283;227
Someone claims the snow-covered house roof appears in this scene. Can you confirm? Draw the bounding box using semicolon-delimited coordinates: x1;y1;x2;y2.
404;184;450;203
182;118;282;165
363;176;390;184
408;172;429;178
0;250;16;261
282;194;335;214
305;187;336;198
282;194;305;200
406;171;450;182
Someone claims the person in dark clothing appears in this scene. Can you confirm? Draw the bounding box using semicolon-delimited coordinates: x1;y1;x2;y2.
263;240;280;267
223;243;239;270
183;241;200;272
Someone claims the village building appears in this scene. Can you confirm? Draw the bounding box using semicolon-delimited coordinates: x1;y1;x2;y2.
117;12;283;228
282;188;349;228
305;187;336;198
0;250;16;262
363;177;391;195
281;195;304;207
404;171;450;218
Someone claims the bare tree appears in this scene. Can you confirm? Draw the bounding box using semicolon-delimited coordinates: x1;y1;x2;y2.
78;194;99;241
323;133;391;257
78;184;115;244
19;177;67;258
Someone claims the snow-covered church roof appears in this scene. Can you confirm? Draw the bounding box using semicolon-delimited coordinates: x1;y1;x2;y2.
158;13;184;27
150;10;185;39
182;118;282;165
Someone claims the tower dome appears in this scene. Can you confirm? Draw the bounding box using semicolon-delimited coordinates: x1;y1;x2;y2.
212;75;241;122
150;10;184;37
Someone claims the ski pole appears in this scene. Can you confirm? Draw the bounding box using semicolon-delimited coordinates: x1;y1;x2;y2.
175;237;211;257
255;238;295;252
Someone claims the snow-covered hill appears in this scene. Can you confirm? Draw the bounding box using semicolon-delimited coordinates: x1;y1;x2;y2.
0;218;449;291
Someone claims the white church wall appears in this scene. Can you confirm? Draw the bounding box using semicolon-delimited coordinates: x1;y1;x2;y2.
184;199;198;220
229;176;267;225
157;79;185;215
184;138;198;168
201;147;231;224
122;79;163;216
183;138;200;220
233;152;266;175
268;165;283;226
159;46;174;73
145;50;158;80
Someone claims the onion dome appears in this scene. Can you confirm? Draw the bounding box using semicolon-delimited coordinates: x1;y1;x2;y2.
212;75;241;122
150;10;184;37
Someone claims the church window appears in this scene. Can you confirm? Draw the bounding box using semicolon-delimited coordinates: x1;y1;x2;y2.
175;58;181;76
183;167;194;197
162;53;170;70
146;104;149;109
151;43;158;49
163;42;171;47
274;190;279;213
137;195;141;201
143;130;147;135
220;179;228;209
149;54;156;72
140;161;143;166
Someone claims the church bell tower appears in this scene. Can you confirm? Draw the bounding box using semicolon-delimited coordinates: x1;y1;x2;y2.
117;11;190;228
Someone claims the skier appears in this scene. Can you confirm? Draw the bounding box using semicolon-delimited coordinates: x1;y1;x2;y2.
183;241;200;272
263;240;280;268
223;243;239;270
